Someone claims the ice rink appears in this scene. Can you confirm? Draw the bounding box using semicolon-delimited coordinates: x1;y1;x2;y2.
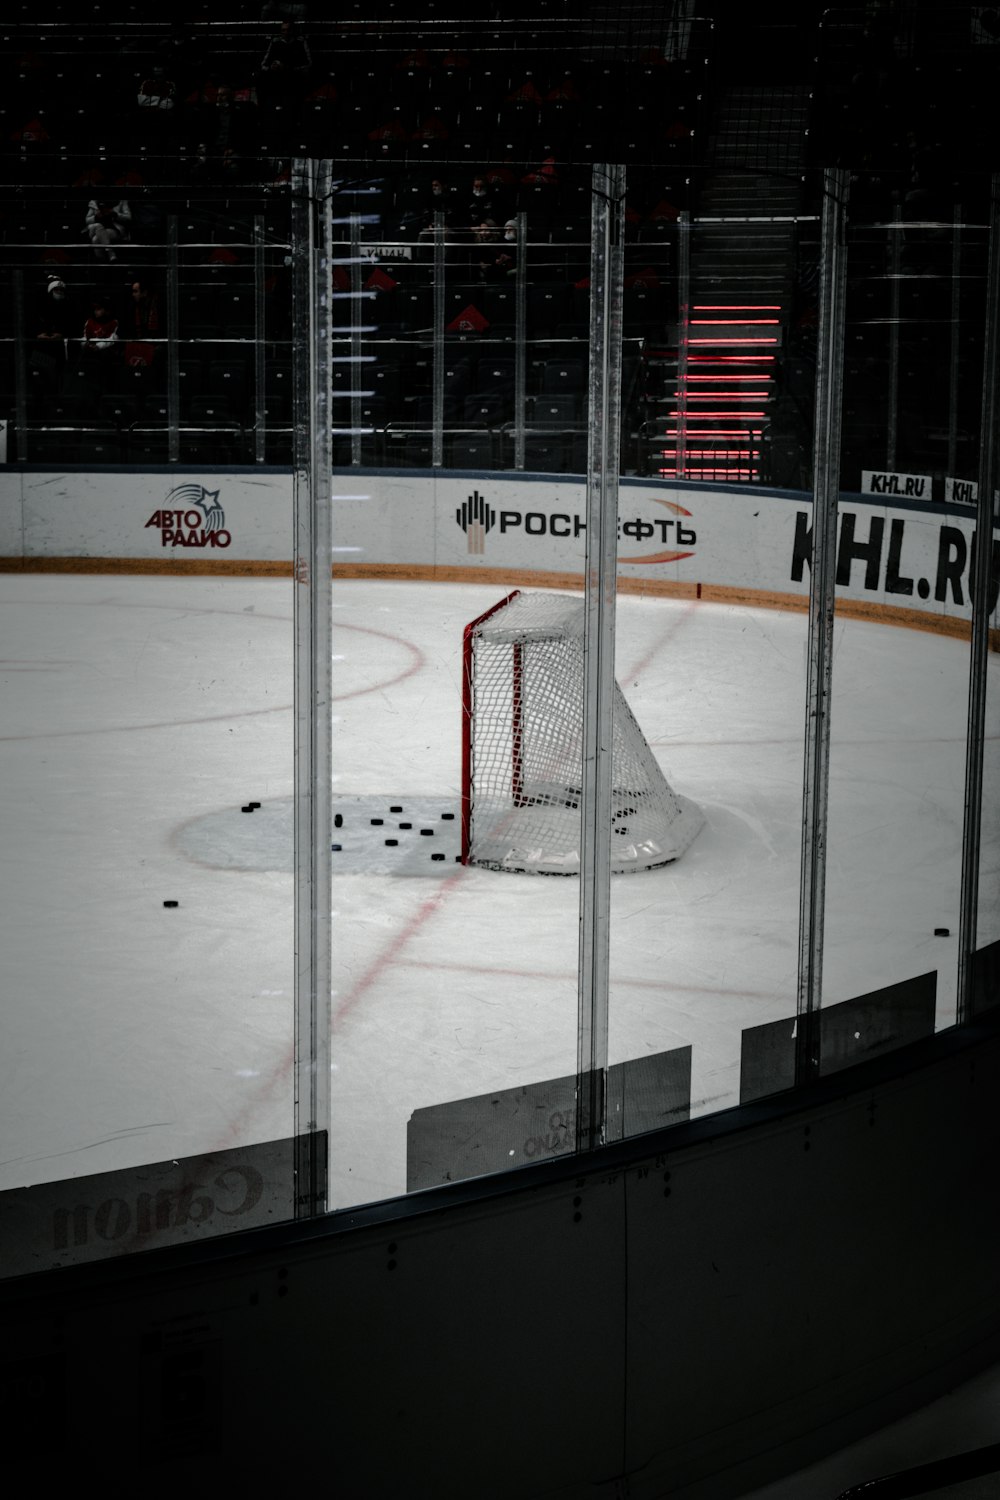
2;572;997;1208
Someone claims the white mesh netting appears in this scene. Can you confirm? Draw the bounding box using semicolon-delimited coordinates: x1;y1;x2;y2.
464;592;704;875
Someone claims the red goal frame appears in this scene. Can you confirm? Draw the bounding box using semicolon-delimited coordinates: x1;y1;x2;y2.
460;590;521;864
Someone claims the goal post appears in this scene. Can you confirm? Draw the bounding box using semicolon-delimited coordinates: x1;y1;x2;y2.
461;589;522;863
461;591;704;875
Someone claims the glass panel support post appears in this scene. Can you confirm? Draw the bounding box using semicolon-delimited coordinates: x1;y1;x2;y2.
513;212;528;472
957;175;1000;1022
676;210;691;480
577;164;625;1151
886;196;901;472
947;203;963;479
350;214;363;467
253;214;267;465
432;211;446;469
12;270;27;463
291;158;333;1216
167;216;180;465
796;167;849;1084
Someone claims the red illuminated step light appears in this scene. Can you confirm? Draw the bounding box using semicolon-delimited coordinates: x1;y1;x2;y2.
688;355;776;363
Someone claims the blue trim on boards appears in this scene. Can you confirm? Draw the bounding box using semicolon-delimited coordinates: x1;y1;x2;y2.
1;463;991;525
5;464;294;476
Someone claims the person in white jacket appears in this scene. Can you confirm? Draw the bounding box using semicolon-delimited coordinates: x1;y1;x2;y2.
84;199;131;262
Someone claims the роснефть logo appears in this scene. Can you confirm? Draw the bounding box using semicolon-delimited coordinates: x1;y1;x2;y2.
456;489;496;555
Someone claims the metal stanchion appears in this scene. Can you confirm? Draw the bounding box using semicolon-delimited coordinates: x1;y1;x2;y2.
577;162;625;1151
796;167;849;1084
291;158;333;1216
957;175;1000;1022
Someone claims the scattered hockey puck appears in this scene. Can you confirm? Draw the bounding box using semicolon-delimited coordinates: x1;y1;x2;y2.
163;900;179;908
420;828;434;837
399;821;412;830
441;812;455;821
390;805;403;813
249;801;261;810
241;804;254;813
334;814;343;829
934;927;950;937
331;843;342;852
385;838;398;847
371;817;383;826
431;852;445;862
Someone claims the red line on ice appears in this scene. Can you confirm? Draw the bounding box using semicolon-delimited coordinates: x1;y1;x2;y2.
396;957;779;1001
333;870;467;1027
621;599;700;684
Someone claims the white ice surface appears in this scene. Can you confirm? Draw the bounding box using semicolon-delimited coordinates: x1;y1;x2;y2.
1;574;997;1208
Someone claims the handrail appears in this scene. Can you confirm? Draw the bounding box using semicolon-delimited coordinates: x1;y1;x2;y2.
835;1440;1000;1498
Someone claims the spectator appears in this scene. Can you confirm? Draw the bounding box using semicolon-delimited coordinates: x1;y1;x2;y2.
412;176;456;239
466;174;489;221
260;19;312;106
427;176;451;210
137;67;176;110
42;274;75;344
85;199;131;262
123;279;161;367
261;18;312;72
476;219;518;281
465;174;509;231
82;300;120;359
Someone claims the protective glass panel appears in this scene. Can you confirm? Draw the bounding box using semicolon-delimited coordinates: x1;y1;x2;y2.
820;178;991;1068
0;188;297;1273
3;140;996;1250
325;167;584;1207
608;166;813;1129
975;409;1000;1017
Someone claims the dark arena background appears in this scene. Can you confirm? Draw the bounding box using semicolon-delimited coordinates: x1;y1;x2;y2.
2;5;1000;1496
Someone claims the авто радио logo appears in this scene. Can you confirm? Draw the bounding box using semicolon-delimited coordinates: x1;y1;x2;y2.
144;484;231;549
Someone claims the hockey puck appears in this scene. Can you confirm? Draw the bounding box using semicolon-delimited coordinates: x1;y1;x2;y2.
441;812;455;821
390;805;403;813
420;828;434;837
371;817;384;826
334;814;343;828
241;805;254;813
331;843;342;852
385;838;398;847
399;821;412;829
249;801;261;810
934;927;950;937
163;900;179;908
431;852;445;862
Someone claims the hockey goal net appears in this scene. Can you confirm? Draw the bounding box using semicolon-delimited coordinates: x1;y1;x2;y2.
461;590;704;875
